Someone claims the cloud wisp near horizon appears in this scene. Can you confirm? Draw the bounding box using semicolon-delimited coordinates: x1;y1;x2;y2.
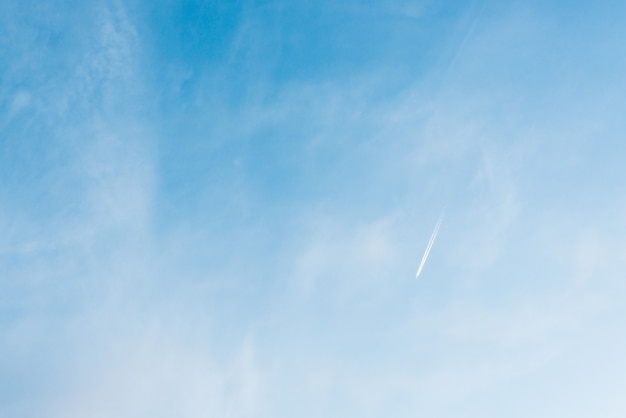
3;0;626;416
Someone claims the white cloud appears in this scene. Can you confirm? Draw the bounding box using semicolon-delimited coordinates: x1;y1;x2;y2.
289;214;400;297
45;330;262;418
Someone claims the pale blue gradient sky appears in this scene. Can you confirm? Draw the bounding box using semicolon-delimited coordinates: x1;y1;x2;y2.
3;1;626;417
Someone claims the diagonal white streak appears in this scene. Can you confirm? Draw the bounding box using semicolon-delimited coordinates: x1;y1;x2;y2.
416;215;444;279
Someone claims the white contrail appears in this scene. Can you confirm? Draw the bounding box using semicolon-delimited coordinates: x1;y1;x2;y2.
416;215;444;279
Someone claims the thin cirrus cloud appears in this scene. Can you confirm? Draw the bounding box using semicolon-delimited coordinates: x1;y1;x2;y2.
3;0;626;417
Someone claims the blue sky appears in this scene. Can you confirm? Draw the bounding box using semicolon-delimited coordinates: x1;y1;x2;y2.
3;0;626;416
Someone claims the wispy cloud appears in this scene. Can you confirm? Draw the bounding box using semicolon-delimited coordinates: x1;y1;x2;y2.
5;1;626;417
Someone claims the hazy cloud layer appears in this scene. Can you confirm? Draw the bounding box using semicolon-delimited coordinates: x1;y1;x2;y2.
3;0;626;417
